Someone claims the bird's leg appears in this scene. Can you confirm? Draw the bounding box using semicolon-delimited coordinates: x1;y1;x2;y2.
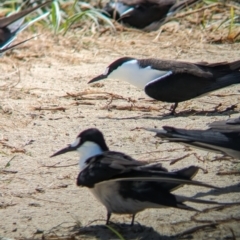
130;214;136;226
106;212;111;225
170;102;178;115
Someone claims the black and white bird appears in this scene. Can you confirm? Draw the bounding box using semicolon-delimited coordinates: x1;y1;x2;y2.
103;0;198;31
145;116;240;159
51;128;229;225
88;57;240;114
0;1;50;55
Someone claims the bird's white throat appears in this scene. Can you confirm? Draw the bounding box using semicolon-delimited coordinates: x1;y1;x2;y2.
77;141;103;170
111;2;132;16
108;60;167;90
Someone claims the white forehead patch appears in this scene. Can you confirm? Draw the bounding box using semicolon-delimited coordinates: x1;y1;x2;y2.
103;67;109;75
70;137;81;148
122;59;138;66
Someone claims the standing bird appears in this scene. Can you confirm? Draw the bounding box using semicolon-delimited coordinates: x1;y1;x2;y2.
88;57;240;114
51;128;229;225
0;1;51;54
145;116;240;159
103;0;199;31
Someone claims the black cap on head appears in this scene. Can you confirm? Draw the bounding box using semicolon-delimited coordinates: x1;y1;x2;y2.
77;128;109;151
50;128;109;158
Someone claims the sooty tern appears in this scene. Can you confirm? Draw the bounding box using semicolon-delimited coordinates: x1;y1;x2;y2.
0;1;50;55
51;128;230;225
89;57;240;114
145;116;240;159
103;0;198;31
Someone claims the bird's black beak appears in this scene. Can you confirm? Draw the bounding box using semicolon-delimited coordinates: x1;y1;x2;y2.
50;145;75;158
88;74;107;84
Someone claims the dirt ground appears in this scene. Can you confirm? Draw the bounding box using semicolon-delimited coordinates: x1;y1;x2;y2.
0;25;240;240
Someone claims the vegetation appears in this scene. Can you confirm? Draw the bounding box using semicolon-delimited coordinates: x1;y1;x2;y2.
0;0;239;42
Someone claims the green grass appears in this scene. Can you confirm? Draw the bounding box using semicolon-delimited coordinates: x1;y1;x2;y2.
0;0;115;34
1;0;239;42
105;225;126;240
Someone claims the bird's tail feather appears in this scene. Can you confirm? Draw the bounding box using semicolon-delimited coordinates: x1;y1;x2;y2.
204;59;240;71
198;71;240;96
176;166;199;180
167;166;199;192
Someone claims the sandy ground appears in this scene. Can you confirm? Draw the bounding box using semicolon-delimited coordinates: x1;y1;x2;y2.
0;26;240;240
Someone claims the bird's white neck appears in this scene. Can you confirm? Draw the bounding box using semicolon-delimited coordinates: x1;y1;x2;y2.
77;141;103;170
108;60;165;90
111;2;131;16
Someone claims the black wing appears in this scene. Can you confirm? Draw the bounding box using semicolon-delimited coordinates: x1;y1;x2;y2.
142;59;240;102
77;151;216;189
77;151;146;187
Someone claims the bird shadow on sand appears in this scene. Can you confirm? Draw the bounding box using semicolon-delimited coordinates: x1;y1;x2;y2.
192;182;240;200
41;219;174;240
99;107;239;121
64;222;176;240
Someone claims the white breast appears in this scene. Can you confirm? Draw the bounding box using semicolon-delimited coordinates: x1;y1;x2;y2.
109;60;168;90
90;182;162;214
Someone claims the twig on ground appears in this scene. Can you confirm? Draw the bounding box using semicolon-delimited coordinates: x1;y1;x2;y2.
71;101;95;105
0;141;26;153
217;171;240;176
41;163;78;168
102;104;162;112
32;107;67;111
170;154;192;165
1;170;18;174
175;223;217;238
0;203;17;209
176;104;238;116
191;215;240;224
